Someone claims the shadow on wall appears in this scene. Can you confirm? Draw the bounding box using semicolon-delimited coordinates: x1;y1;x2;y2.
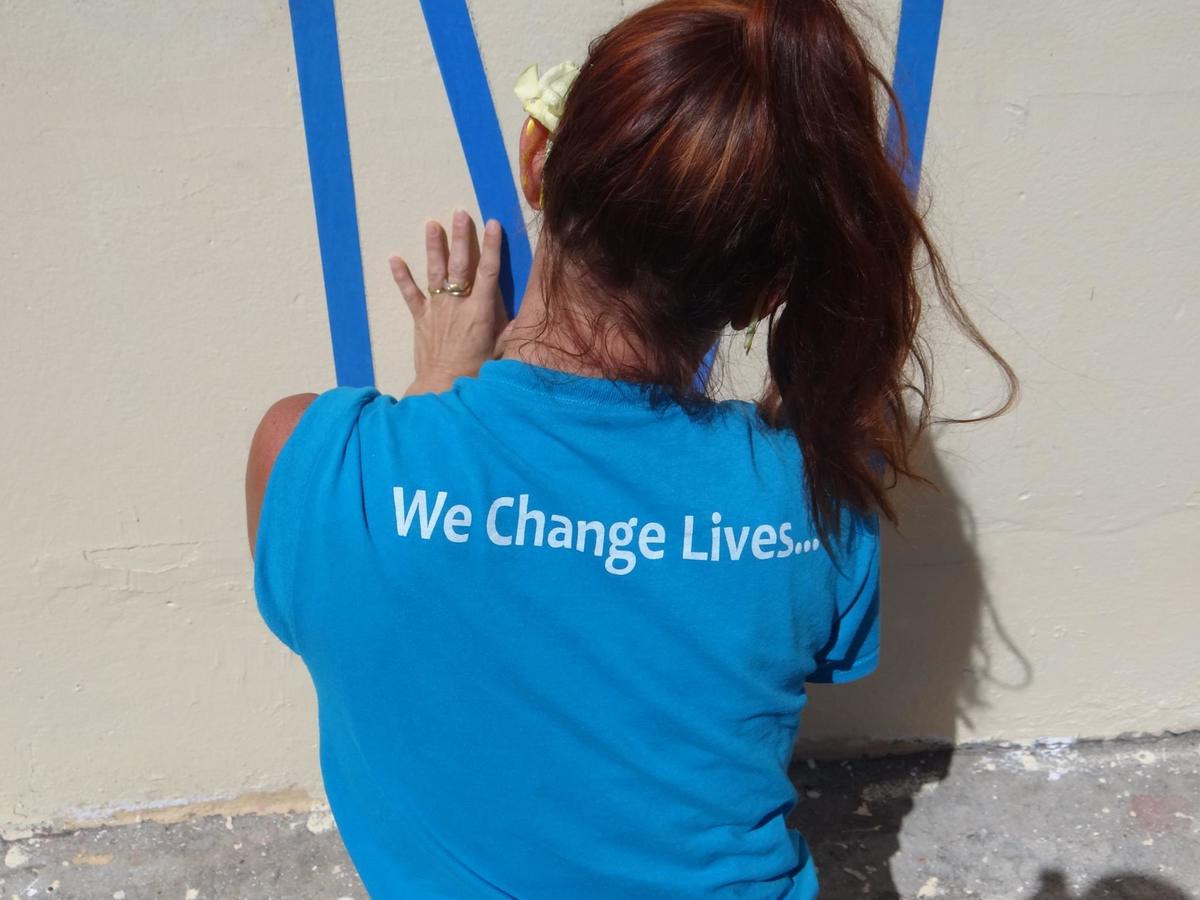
786;438;1017;898
798;436;1031;751
801;436;1036;753
784;442;1195;898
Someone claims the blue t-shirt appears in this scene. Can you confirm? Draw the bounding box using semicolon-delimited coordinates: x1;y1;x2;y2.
253;358;880;899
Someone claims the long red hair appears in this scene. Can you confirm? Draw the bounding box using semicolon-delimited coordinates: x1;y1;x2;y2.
531;0;1018;548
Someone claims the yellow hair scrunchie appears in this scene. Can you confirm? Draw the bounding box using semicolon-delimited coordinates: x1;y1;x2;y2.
513;61;580;133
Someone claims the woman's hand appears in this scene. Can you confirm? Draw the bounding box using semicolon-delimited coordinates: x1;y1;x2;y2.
389;210;510;397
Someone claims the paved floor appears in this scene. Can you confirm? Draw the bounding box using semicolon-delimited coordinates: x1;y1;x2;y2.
2;732;1196;899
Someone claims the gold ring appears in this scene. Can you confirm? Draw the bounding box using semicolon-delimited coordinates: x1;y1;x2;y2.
431;278;472;296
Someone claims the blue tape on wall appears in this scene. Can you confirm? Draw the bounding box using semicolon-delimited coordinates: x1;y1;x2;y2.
886;0;945;195
419;0;534;319
692;343;719;393
288;0;376;387
287;1;939;391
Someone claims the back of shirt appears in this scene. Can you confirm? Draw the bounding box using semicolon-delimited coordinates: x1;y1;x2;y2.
253;359;880;899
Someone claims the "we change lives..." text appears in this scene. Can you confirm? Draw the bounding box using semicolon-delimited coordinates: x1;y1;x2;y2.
393;487;823;577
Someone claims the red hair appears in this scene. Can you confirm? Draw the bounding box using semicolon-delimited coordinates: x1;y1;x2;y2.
531;0;1018;547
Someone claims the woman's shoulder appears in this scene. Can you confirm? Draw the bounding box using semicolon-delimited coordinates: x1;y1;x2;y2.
687;397;806;479
275;385;456;456
708;397;799;442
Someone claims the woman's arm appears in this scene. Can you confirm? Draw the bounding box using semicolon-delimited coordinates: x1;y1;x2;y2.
245;209;504;556
245;392;317;559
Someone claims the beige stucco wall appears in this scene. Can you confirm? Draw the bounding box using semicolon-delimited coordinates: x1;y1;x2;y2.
1;0;1196;834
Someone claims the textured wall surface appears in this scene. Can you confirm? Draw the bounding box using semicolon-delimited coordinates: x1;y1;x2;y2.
0;0;1195;832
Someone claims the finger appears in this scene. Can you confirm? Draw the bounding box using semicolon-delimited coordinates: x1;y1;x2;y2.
479;219;509;333
425;220;448;292
479;218;502;284
446;209;477;287
389;256;426;316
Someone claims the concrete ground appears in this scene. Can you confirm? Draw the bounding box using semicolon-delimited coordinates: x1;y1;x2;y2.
2;732;1195;900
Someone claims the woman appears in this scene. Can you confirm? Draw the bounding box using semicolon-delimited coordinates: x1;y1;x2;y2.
246;0;1016;896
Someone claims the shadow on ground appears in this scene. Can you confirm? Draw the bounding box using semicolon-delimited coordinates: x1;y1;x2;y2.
1031;868;1195;900
789;441;988;897
4;732;1195;899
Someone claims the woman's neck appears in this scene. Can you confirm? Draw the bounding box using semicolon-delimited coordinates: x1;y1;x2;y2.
498;253;643;379
500;240;710;384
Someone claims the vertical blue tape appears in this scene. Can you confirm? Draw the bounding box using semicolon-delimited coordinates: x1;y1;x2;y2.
886;0;944;195
287;2;938;390
419;0;534;318
288;0;375;388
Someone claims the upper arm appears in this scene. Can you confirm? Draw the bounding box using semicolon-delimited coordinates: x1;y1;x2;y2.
806;512;881;685
245;393;317;559
247;385;382;654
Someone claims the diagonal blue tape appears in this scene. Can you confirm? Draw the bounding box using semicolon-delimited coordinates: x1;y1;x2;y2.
286;2;938;391
692;342;719;393
288;0;376;387
886;0;944;196
419;0;534;318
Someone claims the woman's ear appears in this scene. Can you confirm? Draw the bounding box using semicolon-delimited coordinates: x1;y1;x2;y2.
518;115;551;209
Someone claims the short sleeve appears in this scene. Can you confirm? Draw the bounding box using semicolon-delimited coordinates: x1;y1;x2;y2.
806;511;881;684
253;385;380;655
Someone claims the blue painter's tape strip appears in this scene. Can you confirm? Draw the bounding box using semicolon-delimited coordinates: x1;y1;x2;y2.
420;0;533;318
288;0;376;387
693;342;719;393
886;0;945;195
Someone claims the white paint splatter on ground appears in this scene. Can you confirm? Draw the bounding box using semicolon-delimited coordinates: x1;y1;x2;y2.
306;808;335;835
967;738;1084;781
71;851;114;866
916;875;944;897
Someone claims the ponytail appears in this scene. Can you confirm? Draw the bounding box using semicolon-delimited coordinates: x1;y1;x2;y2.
534;0;1018;550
